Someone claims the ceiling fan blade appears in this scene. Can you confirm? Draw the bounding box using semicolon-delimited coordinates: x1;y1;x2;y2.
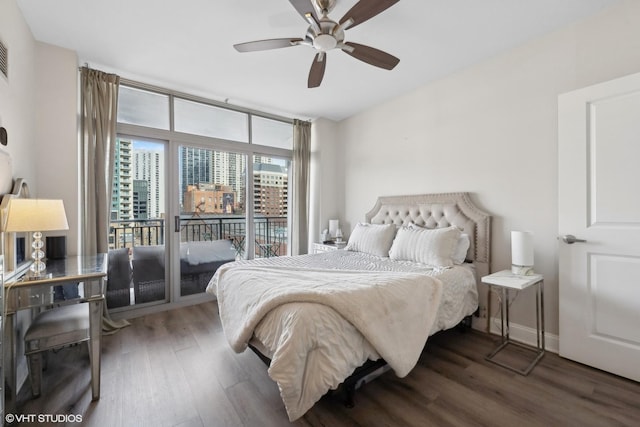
234;38;303;52
339;0;399;30
342;42;399;70
308;53;326;88
289;0;319;22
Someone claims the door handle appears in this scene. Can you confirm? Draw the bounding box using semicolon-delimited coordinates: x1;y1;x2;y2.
560;234;587;244
175;215;181;233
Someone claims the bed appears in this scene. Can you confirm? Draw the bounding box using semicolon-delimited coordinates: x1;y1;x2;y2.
206;193;491;421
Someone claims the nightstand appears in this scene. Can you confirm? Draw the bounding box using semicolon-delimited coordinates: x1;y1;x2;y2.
482;270;545;375
313;242;346;254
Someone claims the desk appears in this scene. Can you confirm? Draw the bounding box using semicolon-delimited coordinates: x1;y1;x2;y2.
3;254;106;415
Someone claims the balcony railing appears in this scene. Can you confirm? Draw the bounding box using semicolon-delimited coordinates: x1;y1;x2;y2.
106;215;288;310
109;214;288;257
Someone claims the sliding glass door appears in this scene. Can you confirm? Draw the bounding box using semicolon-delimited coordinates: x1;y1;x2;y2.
176;150;292;297
107;140;293;310
108;137;167;309
177;145;246;297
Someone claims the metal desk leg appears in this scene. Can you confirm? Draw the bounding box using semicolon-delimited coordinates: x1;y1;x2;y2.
535;283;540;348
499;287;504;340
4;311;16;417
504;287;509;341
539;281;545;351
87;281;103;401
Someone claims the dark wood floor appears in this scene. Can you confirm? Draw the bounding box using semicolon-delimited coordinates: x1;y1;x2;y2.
16;301;640;426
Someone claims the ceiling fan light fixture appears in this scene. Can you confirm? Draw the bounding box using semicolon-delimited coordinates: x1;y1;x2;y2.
234;0;401;87
313;34;337;51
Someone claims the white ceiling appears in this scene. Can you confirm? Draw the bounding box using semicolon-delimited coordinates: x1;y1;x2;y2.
17;0;620;121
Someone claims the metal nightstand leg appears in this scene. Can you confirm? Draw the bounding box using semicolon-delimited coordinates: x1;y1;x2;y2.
485;281;545;375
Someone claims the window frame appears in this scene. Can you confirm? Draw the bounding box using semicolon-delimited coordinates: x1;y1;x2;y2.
113;80;294;315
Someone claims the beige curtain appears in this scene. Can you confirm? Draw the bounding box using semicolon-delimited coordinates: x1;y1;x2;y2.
80;67;128;333
80;67;119;255
291;119;311;255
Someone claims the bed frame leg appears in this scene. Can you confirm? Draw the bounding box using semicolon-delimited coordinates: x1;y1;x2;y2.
457;315;472;333
344;384;356;408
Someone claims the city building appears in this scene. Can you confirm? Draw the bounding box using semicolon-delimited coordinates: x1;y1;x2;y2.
183;183;236;214
132;179;149;220
111;138;132;221
133;146;164;219
253;163;288;216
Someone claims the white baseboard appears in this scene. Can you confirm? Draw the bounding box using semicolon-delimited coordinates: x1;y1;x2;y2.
472;316;559;354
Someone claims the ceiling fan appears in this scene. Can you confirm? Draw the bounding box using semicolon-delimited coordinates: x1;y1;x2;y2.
234;0;400;88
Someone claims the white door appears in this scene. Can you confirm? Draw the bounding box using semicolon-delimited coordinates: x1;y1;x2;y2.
558;72;640;382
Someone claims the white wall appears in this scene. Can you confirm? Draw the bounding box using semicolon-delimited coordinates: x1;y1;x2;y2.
333;0;640;335
1;0;80;391
34;42;79;255
0;0;38;185
0;3;79;255
0;0;41;393
309;117;345;247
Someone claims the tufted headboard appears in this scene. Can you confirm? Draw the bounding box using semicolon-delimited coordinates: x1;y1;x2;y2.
365;192;491;278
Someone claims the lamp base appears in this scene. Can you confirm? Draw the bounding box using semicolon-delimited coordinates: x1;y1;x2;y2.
512;265;534;276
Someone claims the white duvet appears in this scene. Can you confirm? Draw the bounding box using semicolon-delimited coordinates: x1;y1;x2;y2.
206;251;477;421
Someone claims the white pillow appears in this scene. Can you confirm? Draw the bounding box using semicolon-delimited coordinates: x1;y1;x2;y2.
345;223;397;257
408;223;469;265
389;225;461;267
452;233;470;264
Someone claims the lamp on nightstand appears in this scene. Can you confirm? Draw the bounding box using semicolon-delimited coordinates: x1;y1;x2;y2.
329;219;340;238
4;199;69;280
511;230;534;275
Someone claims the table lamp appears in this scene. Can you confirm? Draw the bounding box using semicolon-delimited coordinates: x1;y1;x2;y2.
329;219;339;239
511;230;534;275
4;198;69;280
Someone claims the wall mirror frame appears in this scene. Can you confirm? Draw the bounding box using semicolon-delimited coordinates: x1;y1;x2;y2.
0;177;31;283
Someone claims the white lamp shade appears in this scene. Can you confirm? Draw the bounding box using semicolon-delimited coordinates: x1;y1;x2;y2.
329;219;339;238
511;231;534;267
4;199;69;232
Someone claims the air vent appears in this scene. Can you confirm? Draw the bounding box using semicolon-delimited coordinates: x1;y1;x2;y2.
0;39;8;79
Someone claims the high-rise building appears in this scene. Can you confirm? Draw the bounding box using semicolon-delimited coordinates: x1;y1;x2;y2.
253;163;288;216
213;151;245;209
179;147;213;206
115;144;288;221
113;138;165;221
132;179;149;219
133;147;164;219
179;147;247;210
112;139;133;220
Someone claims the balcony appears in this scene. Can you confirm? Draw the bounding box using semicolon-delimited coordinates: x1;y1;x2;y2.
106;215;287;310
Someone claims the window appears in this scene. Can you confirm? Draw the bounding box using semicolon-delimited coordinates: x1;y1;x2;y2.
252;116;293;150
111;83;293;311
117;86;169;130
174;98;249;142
